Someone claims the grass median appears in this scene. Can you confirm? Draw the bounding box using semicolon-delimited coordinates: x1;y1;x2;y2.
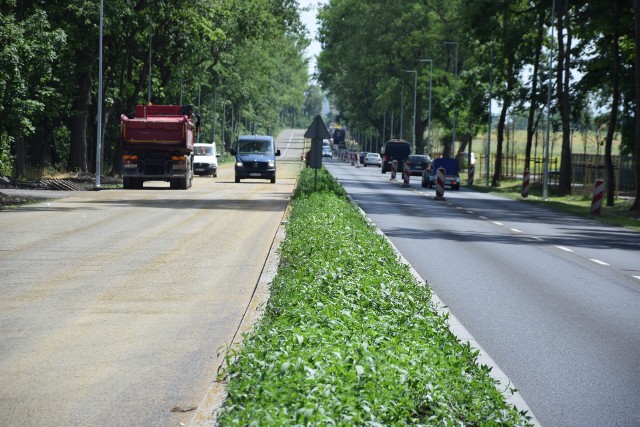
216;167;533;426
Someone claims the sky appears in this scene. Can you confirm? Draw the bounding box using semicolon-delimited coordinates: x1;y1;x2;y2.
298;0;328;77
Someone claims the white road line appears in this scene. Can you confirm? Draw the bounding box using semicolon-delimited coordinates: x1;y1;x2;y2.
479;216;488;220
530;236;545;241
466;210;475;214
590;259;610;266
634;276;640;281
510;228;522;233
555;245;574;252
493;221;503;226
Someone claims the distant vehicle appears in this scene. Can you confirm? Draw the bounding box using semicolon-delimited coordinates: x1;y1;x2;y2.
405;154;431;176
381;139;411;173
322;146;332;158
193;143;220;177
331;127;346;149
359;152;368;164
230;135;280;183
422;157;460;190
363;152;382;167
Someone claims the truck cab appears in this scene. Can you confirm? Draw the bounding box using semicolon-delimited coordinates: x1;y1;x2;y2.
230;135;280;183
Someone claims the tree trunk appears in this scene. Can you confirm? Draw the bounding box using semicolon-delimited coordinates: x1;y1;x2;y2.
557;0;572;196
633;0;640;211
67;69;92;172
525;7;545;172
493;97;509;187
14;137;26;179
605;0;621;207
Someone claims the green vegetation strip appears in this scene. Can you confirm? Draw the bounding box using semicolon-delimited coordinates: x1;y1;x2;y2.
217;167;532;426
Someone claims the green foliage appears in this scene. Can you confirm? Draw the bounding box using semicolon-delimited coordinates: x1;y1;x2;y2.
0;133;15;176
293;166;347;200
217;169;533;426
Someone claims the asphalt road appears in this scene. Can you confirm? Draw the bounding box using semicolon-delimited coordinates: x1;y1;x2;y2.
325;158;640;427
0;129;305;426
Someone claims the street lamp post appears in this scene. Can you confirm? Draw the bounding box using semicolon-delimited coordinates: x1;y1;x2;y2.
403;69;417;152
148;33;153;103
543;0;556;201
95;0;104;189
444;41;458;157
418;59;433;156
400;79;404;139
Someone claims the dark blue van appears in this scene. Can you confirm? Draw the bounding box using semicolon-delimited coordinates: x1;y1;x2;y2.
230;135;280;183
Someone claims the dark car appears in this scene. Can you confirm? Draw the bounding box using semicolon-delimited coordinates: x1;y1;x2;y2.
381;139;411;173
359;152;368;164
405;155;431;176
422;157;460;190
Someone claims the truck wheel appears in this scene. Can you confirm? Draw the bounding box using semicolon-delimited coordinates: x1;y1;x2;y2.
170;178;179;189
123;177;131;189
178;177;188;189
235;176;240;183
271;176;276;184
134;178;144;189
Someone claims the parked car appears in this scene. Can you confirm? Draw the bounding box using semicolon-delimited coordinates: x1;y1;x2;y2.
363;152;382;167
322;146;333;158
405;154;431;176
381;139;411;173
422;157;460;190
193;143;220;177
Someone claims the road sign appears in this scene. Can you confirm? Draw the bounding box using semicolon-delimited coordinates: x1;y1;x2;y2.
305;115;330;170
304;115;331;140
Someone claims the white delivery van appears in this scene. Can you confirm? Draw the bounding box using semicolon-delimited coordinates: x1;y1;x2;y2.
193;143;220;177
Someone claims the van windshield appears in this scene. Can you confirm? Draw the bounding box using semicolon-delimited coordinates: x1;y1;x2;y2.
238;140;273;154
195;146;213;155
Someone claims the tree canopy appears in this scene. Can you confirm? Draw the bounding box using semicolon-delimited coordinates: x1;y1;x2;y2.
0;0;311;176
316;0;640;210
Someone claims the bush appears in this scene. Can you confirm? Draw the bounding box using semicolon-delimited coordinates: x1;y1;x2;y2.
217;167;532;426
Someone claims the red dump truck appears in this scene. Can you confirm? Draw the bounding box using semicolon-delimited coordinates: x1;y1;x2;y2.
120;104;199;189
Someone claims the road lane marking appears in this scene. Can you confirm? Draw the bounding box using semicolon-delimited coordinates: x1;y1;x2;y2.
466;210;475;214
633;276;640;281
479;216;488;220
493;221;503;226
510;228;522;233
590;259;609;266
555;245;574;252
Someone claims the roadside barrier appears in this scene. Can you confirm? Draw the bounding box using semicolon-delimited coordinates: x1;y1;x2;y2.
521;170;530;198
390;160;398;181
434;167;446;200
591;178;605;215
402;162;410;187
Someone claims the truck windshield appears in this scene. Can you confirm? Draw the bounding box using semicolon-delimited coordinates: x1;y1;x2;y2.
238;140;273;154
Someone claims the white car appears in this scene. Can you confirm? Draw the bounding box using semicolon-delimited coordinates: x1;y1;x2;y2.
363;152;382;167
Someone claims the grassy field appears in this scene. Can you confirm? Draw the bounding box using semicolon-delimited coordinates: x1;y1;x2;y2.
465;176;640;232
216;167;533;426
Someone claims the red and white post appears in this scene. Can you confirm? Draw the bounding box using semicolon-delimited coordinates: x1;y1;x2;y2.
521;170;530;198
591;179;605;215
434;167;446;200
402;162;410;187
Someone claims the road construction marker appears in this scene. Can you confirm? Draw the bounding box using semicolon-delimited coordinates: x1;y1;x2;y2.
591;179;605;215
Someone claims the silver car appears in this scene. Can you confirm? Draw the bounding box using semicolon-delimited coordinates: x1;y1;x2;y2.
363;152;382;167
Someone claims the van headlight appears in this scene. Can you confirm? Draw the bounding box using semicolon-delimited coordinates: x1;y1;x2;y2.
268;160;275;167
236;161;243;167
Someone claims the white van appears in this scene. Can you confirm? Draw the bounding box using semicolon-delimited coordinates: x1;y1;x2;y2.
193;143;219;177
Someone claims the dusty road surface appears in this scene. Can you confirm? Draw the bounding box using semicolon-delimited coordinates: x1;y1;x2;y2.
0;129;305;426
